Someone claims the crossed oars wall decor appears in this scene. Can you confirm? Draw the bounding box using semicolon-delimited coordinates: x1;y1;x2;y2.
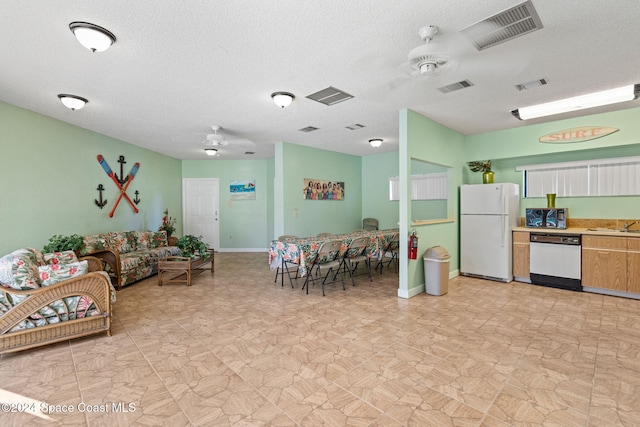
96;154;141;217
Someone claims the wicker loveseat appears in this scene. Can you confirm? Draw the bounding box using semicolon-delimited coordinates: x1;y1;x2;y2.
0;248;114;354
80;230;181;290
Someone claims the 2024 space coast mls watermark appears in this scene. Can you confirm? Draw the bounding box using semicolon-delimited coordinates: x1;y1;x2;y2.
2;401;136;414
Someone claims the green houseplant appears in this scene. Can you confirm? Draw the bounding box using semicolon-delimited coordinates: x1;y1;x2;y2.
43;234;84;253
468;160;494;184
177;235;210;259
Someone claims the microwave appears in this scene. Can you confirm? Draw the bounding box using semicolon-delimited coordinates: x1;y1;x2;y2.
525;208;568;229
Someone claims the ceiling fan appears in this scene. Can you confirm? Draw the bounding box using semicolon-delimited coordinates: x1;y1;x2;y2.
202;125;229;147
405;25;459;77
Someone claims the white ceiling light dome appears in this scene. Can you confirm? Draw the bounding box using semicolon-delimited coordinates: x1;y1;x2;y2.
271;92;295;108
57;94;88;110
69;21;116;52
369;138;383;148
204;148;218;156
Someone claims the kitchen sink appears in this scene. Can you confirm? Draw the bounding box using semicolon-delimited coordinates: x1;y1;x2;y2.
586;228;640;233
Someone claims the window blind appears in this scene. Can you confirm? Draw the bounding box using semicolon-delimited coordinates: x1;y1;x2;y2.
389;172;447;201
517;156;640;197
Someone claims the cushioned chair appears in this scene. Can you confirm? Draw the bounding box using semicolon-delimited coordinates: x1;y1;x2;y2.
363;218;378;231
376;232;400;274
302;239;344;296
340;235;373;285
274;235;299;287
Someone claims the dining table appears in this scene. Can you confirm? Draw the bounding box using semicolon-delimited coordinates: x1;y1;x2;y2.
268;228;399;278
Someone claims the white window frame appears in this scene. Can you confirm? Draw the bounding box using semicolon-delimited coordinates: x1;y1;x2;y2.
517;156;640;197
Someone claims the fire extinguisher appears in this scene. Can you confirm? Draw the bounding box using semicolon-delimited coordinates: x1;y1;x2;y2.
408;231;418;260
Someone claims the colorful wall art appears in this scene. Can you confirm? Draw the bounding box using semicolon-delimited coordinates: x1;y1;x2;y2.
303;178;344;200
230;179;256;200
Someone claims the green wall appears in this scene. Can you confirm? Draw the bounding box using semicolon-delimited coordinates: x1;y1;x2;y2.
182;159;271;249
278;142;363;237
399;109;465;298
0;101;182;255
361;151;399;229
464;108;640;220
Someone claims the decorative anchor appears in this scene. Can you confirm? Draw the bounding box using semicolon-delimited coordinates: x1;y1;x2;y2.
134;190;141;205
114;155;128;186
95;184;108;209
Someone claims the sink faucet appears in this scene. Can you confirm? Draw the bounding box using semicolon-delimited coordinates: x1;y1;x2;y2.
624;220;639;230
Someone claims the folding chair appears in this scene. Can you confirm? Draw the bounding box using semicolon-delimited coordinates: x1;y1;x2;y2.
376;232;399;274
274;235;299;287
302;239;344;296
340;235;373;286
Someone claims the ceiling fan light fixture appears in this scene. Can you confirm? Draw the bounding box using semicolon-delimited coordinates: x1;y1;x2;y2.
419;62;437;76
369;138;383;148
271;92;295;108
69;21;116;52
204;148;218;156
57;94;88;110
513;84;640;120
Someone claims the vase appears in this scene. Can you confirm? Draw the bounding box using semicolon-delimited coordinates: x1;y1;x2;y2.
482;170;495;184
546;193;556;208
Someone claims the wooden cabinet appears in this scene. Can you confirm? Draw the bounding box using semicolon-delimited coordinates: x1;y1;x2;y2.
582;235;640;294
512;231;530;281
628;238;640;294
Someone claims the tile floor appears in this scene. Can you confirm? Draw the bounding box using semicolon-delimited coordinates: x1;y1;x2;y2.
1;252;639;426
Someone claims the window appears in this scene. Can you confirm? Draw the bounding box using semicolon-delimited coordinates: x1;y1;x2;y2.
389;172;447;201
517;156;640;197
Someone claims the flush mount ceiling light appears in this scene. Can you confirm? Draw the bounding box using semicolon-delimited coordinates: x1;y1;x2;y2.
369;138;383;148
69;21;116;52
204;148;218;156
512;84;640;120
57;94;88;110
271;92;295;108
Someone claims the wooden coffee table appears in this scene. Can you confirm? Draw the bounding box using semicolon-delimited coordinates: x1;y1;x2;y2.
157;249;214;286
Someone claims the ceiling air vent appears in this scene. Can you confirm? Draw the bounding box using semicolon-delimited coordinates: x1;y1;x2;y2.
515;78;548;91
299;126;319;133
438;80;474;94
346;124;365;130
460;0;543;51
244;151;255;155
306;86;354;106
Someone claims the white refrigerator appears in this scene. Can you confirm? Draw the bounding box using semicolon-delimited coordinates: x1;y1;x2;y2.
460;183;520;282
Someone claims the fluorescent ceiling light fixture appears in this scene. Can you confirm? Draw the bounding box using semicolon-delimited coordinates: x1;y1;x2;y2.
369;138;383;148
271;92;295;108
512;84;640;120
69;21;116;52
57;94;88;110
204;148;218;156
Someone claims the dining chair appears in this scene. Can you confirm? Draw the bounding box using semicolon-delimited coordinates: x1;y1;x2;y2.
376;232;400;274
316;232;333;237
302;239;344;296
274;235;299;287
362;217;379;231
340;235;373;286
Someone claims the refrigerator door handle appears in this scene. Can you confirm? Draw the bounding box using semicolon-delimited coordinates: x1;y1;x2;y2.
501;214;506;247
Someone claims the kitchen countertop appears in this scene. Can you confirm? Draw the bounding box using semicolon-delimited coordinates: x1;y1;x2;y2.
513;226;640;237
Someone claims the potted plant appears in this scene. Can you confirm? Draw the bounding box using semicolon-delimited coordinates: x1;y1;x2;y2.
43;234;84;254
177;235;210;259
468;160;494;184
158;208;177;238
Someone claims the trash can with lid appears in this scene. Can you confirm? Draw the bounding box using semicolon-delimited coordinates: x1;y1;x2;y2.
423;246;450;295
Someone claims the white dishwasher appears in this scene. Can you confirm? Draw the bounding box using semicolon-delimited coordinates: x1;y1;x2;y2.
529;233;582;291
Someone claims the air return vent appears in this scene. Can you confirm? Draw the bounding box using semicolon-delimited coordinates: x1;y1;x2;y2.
438;80;474;94
346;124;365;130
306;86;354;106
460;0;543;50
299;126;319;133
515;78;548;91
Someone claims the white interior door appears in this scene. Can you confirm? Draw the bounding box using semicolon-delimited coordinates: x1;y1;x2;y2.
183;178;219;250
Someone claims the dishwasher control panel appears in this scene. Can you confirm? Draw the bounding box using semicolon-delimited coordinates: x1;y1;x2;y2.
530;233;581;245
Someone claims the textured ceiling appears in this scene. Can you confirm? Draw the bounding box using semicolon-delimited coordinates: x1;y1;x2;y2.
2;0;640;160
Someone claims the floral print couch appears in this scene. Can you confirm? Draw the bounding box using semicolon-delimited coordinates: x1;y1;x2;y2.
0;248;114;354
80;230;181;290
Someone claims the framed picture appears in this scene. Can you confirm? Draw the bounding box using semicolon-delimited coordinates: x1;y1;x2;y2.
303;178;344;200
230;179;256;200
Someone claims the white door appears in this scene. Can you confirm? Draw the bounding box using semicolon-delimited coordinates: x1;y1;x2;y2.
183;178;219;250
